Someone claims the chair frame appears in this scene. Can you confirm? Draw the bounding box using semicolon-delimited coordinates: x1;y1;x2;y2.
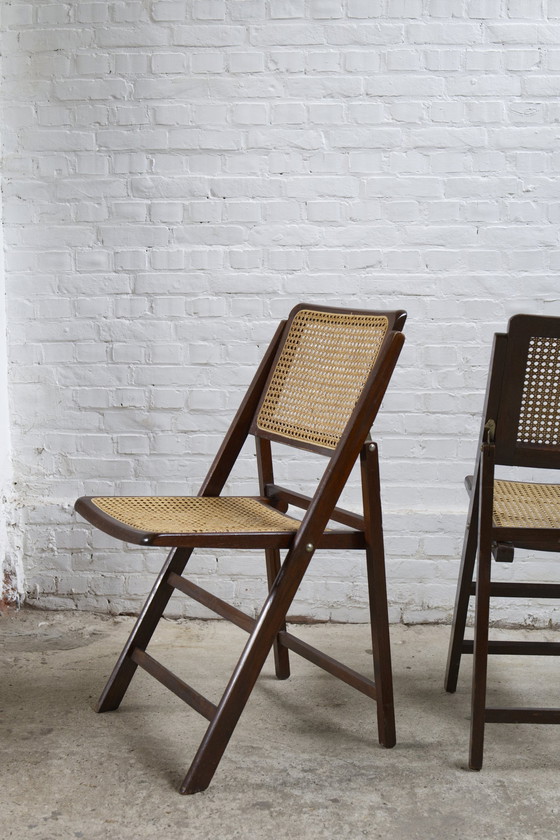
445;314;560;770
76;304;406;794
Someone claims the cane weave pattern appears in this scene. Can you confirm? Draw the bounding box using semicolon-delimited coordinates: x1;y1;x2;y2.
517;336;560;446
90;496;303;534
493;480;560;529
257;309;389;449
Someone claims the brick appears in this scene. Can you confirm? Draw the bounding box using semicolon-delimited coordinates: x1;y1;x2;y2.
467;0;501;17
306;51;341;71
228;51;265;73
151;52;187;73
347;0;384;16
368;74;444;96
386;48;422;70
231;103;268;125
311;0;343;18
151;1;187;21
191;52;225;73
113;52;150;74
173;25;246;46
269;0;305;18
75;53;111;75
308;103;346;124
387;0;423;17
507;0;543;18
193;0;225;19
465;50;502;71
407;23;482;44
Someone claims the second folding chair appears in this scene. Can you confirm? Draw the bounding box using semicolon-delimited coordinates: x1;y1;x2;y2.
445;314;560;770
75;303;406;793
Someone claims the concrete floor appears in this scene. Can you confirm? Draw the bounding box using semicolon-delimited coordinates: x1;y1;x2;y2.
1;609;559;840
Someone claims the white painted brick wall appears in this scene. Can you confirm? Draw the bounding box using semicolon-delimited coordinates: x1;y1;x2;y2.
3;1;560;625
0;186;19;608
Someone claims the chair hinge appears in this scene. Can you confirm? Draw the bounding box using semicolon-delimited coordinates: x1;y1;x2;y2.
484;419;496;444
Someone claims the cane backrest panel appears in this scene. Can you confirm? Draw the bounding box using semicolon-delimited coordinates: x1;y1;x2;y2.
516;335;560;446
255;308;389;450
492;315;560;468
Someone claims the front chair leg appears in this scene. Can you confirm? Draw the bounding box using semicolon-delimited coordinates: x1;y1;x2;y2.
469;446;494;770
97;546;194;713
180;545;312;794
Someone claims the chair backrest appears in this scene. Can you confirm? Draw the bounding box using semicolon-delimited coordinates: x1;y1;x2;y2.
251;304;407;456
488;314;560;469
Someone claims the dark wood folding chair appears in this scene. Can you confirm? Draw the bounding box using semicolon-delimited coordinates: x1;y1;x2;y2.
75;303;406;794
445;313;560;770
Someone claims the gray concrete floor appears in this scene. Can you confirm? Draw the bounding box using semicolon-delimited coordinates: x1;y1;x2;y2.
1;609;559;839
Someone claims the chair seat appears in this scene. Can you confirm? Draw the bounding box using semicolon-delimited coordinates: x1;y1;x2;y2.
76;494;363;549
494;480;560;529
88;495;302;535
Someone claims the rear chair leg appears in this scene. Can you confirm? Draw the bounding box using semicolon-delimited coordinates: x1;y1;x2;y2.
445;490;479;693
265;548;290;680
469;540;491;770
361;443;396;748
366;543;396;748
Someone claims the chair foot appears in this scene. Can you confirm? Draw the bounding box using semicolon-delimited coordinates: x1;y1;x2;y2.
272;640;290;680
96;656;139;713
179;777;209;795
380;732;396;749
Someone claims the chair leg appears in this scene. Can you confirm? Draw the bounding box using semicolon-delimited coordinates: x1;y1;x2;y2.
469;539;491;770
265;548;290;680
361;443;396;748
180;545;314;794
444;487;479;693
469;447;494;770
97;547;193;713
365;542;396;748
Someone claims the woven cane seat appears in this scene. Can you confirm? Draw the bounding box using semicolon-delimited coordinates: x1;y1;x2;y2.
257;309;389;449
493;480;560;529
89;496;303;535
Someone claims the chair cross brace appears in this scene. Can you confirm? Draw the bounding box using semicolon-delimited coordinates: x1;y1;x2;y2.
130;647;217;721
126;563;380;736
485;709;560;724
468;582;560;598
460;640;560;656
169;569;378;698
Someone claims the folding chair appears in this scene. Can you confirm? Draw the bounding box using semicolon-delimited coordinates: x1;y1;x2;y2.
445;314;560;770
75;303;406;794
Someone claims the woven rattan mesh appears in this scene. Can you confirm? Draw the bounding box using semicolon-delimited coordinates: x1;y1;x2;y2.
257;309;389;449
493;480;560;529
90;496;303;534
517;335;560;446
